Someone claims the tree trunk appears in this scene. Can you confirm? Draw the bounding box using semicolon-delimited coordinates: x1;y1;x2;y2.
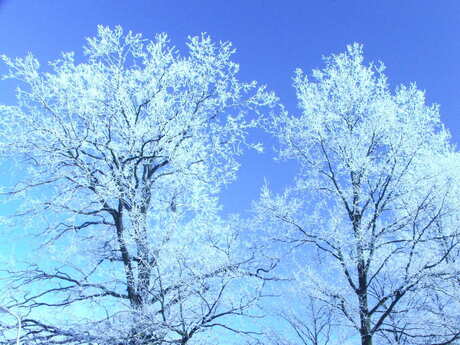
358;258;372;345
361;333;373;345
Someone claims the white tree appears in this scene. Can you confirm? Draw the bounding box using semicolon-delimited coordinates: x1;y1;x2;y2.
0;26;277;345
254;44;460;345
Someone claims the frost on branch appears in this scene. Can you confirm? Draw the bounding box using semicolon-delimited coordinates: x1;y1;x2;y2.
255;43;460;345
0;25;277;345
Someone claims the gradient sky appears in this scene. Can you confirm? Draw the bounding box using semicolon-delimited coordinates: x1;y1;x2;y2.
1;0;460;214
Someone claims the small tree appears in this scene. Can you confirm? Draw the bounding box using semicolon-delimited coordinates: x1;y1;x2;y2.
0;26;276;345
244;296;335;345
255;44;460;345
277;297;332;345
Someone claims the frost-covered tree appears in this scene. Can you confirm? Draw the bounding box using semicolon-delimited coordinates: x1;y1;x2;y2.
0;26;277;345
255;44;460;345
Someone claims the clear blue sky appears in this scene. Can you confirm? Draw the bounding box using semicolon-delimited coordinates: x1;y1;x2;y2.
1;0;459;214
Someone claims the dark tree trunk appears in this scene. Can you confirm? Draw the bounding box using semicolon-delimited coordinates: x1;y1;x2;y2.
358;258;372;345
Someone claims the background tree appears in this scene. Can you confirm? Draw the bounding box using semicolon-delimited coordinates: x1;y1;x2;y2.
254;44;460;345
276;297;332;345
0;26;276;345
266;296;334;345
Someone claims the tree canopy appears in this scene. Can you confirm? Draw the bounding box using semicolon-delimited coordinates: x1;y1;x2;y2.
1;28;459;345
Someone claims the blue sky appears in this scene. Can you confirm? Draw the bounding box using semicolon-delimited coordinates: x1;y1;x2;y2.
0;0;459;216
